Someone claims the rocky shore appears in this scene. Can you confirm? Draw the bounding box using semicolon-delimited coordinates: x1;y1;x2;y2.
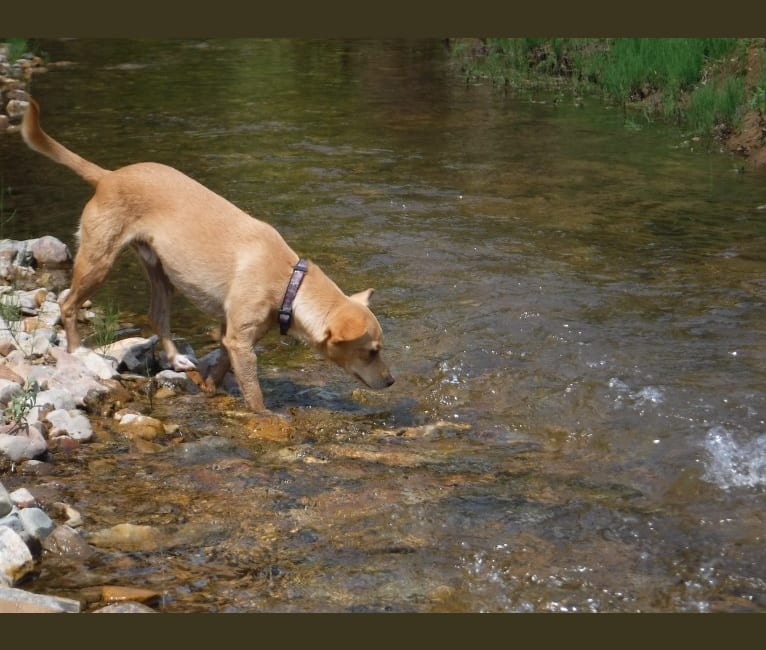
0;233;220;612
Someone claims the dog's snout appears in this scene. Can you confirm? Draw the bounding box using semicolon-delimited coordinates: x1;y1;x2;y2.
385;375;395;387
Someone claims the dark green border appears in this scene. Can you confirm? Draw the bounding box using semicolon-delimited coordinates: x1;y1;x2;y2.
3;0;766;37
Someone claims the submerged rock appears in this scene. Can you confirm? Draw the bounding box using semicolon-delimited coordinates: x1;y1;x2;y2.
88;523;163;552
0;586;81;613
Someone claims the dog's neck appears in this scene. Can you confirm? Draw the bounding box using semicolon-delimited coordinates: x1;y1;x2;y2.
288;263;343;348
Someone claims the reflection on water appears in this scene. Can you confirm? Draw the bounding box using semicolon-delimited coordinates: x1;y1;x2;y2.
2;39;765;612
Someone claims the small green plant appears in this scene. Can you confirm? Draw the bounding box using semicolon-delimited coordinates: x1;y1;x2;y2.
0;292;25;352
89;298;121;353
5;378;38;431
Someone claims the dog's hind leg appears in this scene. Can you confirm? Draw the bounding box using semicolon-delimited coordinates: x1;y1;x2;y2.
60;203;123;352
134;242;197;373
202;322;231;393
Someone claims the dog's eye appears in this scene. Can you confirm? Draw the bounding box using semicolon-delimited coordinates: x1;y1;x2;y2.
368;349;379;359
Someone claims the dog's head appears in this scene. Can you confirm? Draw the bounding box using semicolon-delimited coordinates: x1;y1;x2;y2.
322;289;394;390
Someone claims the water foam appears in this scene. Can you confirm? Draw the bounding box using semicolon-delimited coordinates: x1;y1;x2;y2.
702;426;766;490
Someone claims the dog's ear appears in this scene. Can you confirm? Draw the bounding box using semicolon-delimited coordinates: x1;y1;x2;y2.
326;318;368;345
349;288;375;306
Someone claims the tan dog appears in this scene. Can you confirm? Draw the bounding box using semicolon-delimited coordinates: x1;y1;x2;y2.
21;98;394;413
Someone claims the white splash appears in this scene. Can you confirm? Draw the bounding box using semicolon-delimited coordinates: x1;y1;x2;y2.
702;426;766;490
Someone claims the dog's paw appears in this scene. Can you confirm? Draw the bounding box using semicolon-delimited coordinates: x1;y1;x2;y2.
171;354;198;371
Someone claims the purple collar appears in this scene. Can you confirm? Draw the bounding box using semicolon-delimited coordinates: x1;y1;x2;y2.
278;259;309;335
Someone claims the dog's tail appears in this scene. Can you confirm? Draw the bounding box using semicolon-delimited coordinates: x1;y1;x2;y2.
21;98;108;187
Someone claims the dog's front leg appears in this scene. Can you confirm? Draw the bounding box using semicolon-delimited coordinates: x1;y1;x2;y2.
221;326;269;413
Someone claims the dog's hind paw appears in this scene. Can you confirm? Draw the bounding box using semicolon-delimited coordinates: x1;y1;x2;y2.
171;354;198;371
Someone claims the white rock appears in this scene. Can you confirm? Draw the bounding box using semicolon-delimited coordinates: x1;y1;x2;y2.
0;527;34;586
9;488;36;509
34;388;77;411
0;423;48;461
0;483;11;517
45;408;93;441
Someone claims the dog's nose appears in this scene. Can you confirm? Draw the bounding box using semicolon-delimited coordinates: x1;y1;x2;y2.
385;375;395;387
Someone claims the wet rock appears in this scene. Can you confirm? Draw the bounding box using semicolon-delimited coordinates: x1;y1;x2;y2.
114;411;166;440
45;408;94;441
19;507;55;541
50;502;83;528
0;527;34;586
82;378;132;415
88;523;163;552
154;369;198;393
17;459;54;476
171;435;251;465
101;584;160;605
94;601;155;613
0;586;81;613
42;525;94;559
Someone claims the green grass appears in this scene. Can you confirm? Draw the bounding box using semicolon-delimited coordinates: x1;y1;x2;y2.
1;38;29;62
452;38;748;136
89;298;121;352
687;76;746;134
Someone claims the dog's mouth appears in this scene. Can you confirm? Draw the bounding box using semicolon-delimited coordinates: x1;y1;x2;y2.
352;371;395;389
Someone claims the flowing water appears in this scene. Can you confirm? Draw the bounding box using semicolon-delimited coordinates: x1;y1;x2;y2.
1;39;765;612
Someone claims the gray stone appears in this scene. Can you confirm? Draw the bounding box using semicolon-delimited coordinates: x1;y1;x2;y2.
19;506;55;541
0;586;81;613
96;335;159;373
0;511;24;535
36;299;61;327
28;235;71;266
42;524;94;559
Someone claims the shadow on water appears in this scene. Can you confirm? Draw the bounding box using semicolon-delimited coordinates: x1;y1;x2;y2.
1;39;765;612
